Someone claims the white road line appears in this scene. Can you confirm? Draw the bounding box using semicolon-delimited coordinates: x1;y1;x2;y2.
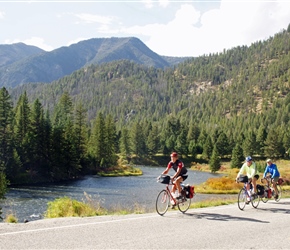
0;214;158;237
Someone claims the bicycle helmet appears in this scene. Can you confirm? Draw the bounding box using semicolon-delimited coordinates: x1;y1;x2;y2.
245;156;252;162
170;152;178;157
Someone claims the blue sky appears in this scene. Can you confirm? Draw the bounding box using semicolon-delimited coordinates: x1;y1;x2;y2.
0;0;290;57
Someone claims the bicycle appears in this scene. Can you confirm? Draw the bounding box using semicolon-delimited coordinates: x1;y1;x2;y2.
236;175;260;211
156;174;193;216
260;175;284;203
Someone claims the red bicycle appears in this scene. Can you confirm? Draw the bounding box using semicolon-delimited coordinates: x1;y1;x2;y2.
260;175;284;203
156;174;194;215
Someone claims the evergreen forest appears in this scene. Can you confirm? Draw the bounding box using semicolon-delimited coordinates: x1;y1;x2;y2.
1;25;290;199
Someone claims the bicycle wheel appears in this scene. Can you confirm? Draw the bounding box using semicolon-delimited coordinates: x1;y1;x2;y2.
156;190;170;215
261;195;269;203
251;194;260;208
177;197;191;213
238;188;247;210
275;185;282;202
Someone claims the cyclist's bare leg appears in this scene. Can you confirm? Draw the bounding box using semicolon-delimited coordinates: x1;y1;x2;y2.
252;177;257;193
173;176;183;195
272;180;278;194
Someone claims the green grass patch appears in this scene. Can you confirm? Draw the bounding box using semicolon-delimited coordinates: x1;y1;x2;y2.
98;165;142;177
190;197;237;209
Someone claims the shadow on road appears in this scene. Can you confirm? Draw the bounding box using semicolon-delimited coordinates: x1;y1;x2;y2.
182;212;269;223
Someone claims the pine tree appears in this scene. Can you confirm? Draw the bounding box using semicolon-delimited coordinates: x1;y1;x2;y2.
131;121;147;156
264;128;284;158
0;87;14;171
147;124;160;156
120;127;132;158
231;144;244;169
202;136;213;160
13;91;32;174
216;131;229;157
29;99;47;177
74;103;88;168
105;114;118;166
209;146;220;173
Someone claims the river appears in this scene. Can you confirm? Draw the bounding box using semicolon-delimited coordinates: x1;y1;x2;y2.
0;166;225;223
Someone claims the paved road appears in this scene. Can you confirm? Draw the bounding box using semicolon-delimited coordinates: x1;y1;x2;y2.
0;198;290;249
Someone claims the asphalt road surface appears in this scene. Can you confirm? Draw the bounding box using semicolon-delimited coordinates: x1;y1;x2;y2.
0;198;290;249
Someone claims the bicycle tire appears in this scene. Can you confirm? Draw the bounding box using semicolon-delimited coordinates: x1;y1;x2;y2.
238;188;247;210
156;190;170;215
177;197;191;213
261;195;269;203
275;185;282;202
251;194;260;208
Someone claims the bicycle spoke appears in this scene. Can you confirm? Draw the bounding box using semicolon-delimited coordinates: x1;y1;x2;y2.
156;190;170;215
251;195;260;208
177;197;191;213
238;188;247;210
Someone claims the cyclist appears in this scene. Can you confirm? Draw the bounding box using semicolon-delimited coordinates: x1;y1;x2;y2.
263;159;280;199
236;156;259;201
161;152;188;199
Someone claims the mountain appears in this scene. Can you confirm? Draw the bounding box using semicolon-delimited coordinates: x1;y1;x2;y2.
10;28;290;127
0;37;189;88
0;43;44;68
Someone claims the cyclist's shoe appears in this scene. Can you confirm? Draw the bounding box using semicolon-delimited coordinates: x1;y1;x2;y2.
171;204;176;209
245;201;250;205
274;194;279;199
176;195;182;200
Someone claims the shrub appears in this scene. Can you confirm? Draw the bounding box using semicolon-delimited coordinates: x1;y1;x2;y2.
45;196;98;218
5;213;18;223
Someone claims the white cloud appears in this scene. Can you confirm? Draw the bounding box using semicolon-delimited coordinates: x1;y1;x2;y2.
142;0;154;9
159;0;170;8
0;11;5;19
117;1;290;56
74;13;115;25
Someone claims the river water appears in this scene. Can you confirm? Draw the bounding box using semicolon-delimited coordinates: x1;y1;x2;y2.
0;166;224;223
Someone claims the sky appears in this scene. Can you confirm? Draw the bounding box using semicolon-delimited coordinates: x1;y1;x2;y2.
0;0;290;57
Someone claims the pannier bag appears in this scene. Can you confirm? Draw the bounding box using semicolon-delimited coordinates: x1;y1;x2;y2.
238;175;248;183
256;184;265;196
277;178;284;185
159;175;170;184
183;184;195;198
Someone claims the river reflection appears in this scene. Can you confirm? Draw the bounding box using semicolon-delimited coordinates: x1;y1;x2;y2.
1;166;222;222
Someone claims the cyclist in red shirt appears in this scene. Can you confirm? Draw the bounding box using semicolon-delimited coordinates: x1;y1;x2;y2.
161;152;188;199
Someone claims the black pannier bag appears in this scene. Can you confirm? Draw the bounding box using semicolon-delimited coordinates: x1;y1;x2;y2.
256;184;265;196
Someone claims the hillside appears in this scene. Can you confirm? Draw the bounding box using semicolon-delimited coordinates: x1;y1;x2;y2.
0;37;189;88
2;27;290;185
0;43;44;68
11;28;290;126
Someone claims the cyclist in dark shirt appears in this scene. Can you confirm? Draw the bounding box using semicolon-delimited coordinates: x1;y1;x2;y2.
161;152;188;199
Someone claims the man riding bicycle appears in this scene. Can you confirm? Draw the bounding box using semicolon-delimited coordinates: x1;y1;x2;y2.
236;156;259;201
263;159;280;199
161;152;188;199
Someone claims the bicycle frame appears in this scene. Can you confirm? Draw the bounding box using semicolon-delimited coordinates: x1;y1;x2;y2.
237;181;260;210
156;176;191;216
261;176;282;202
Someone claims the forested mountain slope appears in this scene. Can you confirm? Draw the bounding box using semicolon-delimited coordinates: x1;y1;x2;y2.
1;27;290;185
0;37;188;88
12;28;290;127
